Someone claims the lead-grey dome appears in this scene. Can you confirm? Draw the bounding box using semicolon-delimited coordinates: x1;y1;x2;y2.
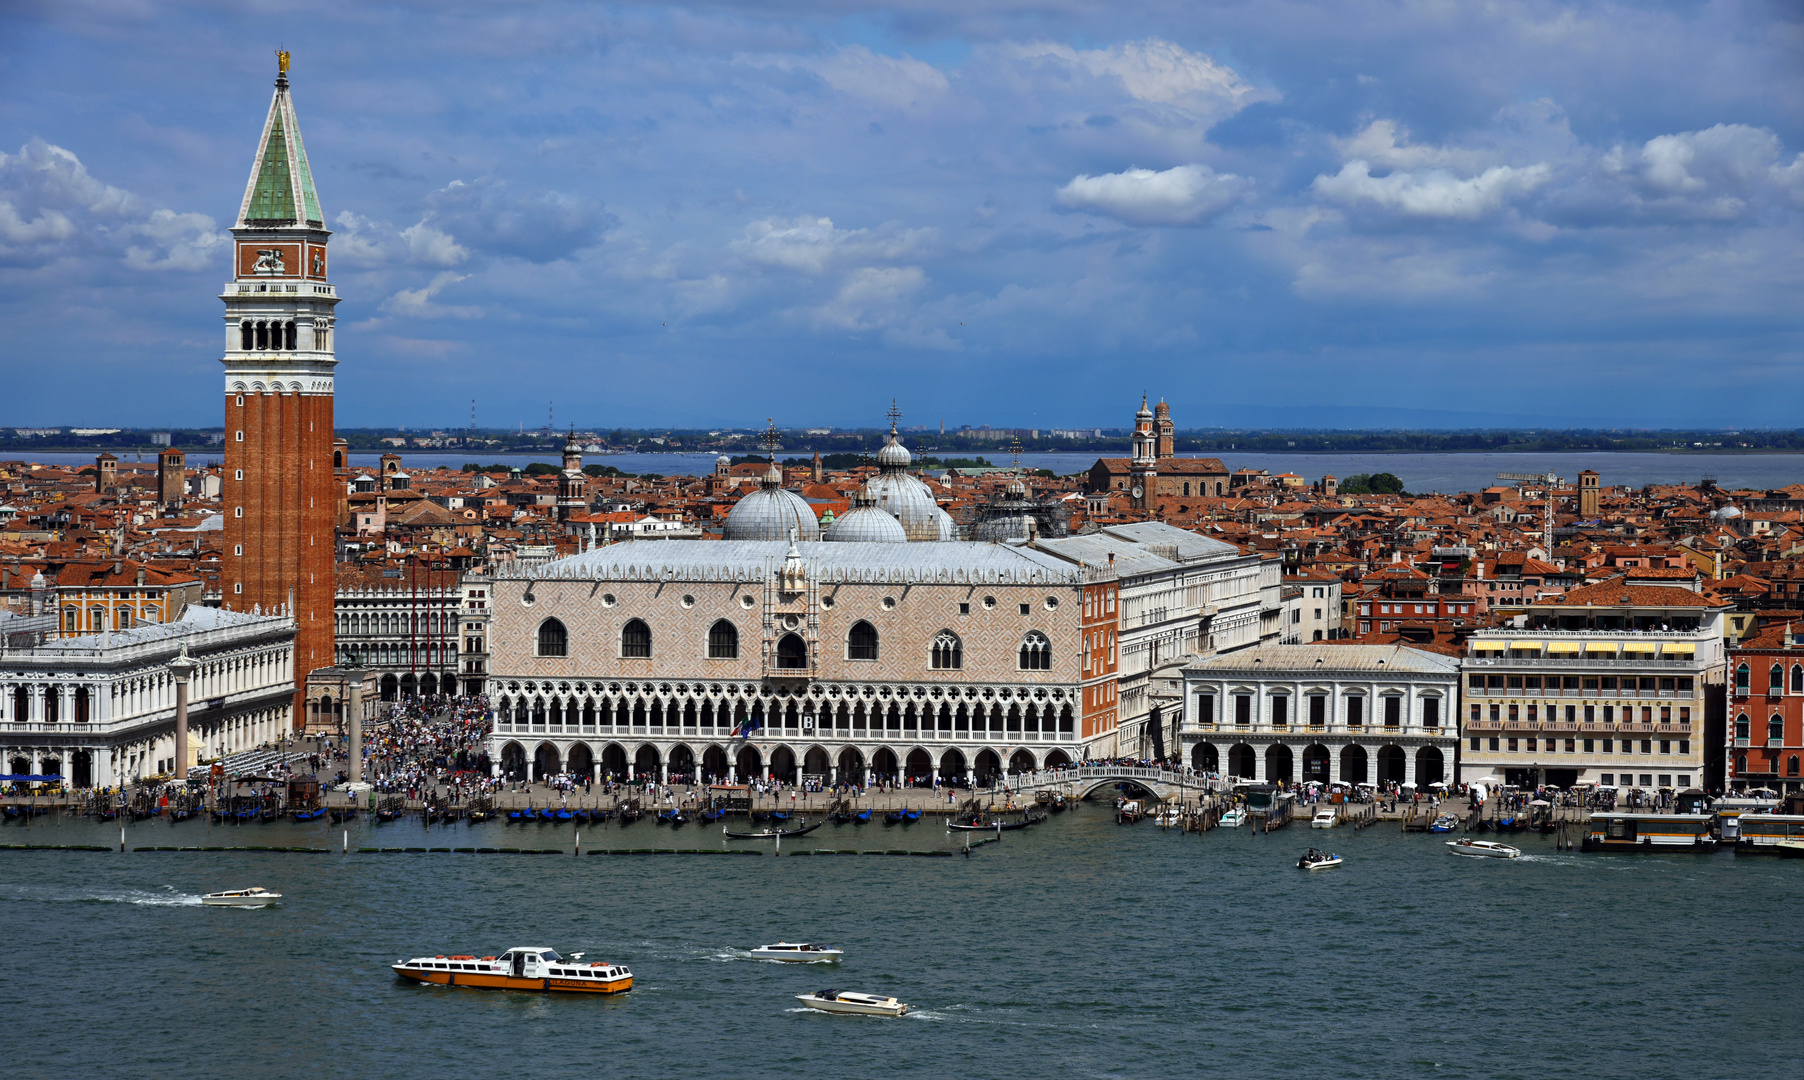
723;465;821;541
858;422;953;541
824;496;908;543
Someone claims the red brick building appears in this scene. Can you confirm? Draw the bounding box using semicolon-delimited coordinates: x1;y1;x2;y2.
221;54;339;717
1729;625;1804;794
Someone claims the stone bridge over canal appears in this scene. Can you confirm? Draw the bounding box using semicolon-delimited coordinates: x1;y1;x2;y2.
1009;765;1228;802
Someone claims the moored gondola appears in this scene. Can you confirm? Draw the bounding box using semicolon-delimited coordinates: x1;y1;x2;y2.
724;818;823;840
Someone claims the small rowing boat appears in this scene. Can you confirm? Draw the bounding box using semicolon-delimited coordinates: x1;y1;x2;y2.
795;989;908;1016
394;947;632;994
202;886;281;907
724;819;823;840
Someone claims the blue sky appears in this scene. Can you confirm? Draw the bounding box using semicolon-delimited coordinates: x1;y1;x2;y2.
1;1;1800;430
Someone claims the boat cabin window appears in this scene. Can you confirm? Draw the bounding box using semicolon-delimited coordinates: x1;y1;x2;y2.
539;951;561;962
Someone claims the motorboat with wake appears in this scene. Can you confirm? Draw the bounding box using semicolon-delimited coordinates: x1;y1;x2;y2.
1445;837;1522;859
750;941;842;962
393;947;632;994
1297;848;1343;870
202;886;282;907
795;989;909;1016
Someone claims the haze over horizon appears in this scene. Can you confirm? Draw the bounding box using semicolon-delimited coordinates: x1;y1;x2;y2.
2;1;1799;431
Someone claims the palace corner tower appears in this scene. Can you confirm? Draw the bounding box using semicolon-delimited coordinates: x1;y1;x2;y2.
221;54;337;715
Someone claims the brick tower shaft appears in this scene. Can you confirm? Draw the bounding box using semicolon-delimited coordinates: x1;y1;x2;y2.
221;53;338;723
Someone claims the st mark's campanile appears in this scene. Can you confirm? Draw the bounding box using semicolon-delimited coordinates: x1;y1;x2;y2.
221;53;337;718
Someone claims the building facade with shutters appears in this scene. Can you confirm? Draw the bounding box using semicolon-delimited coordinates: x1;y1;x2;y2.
1459;580;1726;790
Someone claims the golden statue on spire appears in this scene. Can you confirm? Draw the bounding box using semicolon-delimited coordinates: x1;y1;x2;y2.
278;50;291;74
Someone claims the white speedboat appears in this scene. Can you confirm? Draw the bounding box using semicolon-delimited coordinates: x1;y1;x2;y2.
201;887;281;907
1297;849;1342;870
1445;837;1522;859
1218;808;1246;828
1153;807;1184;826
795;989;908;1016
751;941;843;963
1310;808;1338;829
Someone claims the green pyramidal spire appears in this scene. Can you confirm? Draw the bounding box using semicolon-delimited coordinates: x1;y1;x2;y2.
236;58;324;228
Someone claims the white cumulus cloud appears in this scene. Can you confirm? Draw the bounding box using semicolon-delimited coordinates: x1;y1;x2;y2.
1012;39;1272;118
765;45;950;109
1056;164;1251;226
1312;161;1551;220
733;216;934;274
811;265;925;331
334;210;469;268
380;271;481;319
0;139;226;269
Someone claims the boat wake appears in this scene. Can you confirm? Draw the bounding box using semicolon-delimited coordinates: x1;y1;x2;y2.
0;883;202;907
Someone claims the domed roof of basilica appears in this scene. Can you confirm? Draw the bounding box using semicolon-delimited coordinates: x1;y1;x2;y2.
823;496;908;543
722;462;821;542
859;423;957;541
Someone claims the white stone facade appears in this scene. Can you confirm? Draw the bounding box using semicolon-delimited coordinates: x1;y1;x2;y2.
1180;643;1461;787
0;607;296;787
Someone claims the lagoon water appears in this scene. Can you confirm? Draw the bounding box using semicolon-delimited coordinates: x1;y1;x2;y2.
3;810;1797;1078
29;449;1804;495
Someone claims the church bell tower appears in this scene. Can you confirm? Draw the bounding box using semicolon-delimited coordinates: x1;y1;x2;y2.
1129;396;1157;510
221;52;338;719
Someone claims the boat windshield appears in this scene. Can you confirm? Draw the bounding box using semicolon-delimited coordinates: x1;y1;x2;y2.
539;950;562;962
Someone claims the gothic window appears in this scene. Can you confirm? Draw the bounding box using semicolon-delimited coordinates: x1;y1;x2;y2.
776;633;808;669
1771;716;1784;744
848;620;878;661
1735;714;1749;740
535;618;567;658
240;321;253;350
931;630;963;670
1771;664;1784;692
708;620;738;659
1791;756;1800;777
1018;631;1051;670
1736;664;1749;692
1793;665;1803;694
621;619;652;658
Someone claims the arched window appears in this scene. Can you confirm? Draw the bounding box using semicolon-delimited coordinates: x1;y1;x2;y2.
1736;753;1747;775
621;619;651;658
255;321;269;350
1790;755;1800;777
1793;665;1803;694
1771;665;1784;691
848;621;879;661
285;321;297;350
1735;714;1749;740
1018;631;1051;670
931;631;962;670
1770;716;1784;744
776;633;808;669
1736;664;1750;692
240;321;253;350
708;620;738;659
536;618;567;657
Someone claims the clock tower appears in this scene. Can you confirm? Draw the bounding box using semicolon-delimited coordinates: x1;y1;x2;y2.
1129;395;1156;510
221;52;338;719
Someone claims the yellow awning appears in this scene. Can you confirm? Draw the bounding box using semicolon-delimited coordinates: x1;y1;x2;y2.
1623;642;1657;653
1585;642;1618;654
1663;643;1695;655
1547;642;1582;654
1471;641;1505;652
1510;642;1542;651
